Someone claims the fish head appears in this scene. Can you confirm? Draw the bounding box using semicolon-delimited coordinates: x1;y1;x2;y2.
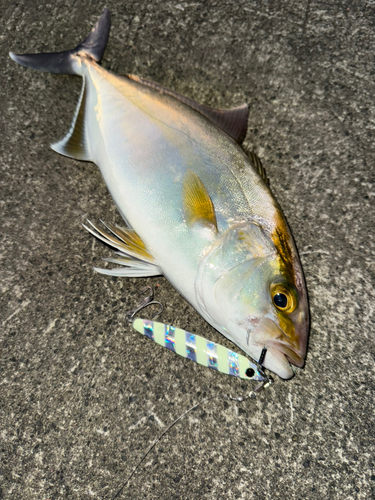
195;221;309;379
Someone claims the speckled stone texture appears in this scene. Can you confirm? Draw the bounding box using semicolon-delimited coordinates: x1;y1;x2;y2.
1;1;374;499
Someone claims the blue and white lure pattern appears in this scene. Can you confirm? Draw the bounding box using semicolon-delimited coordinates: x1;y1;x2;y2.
132;318;268;382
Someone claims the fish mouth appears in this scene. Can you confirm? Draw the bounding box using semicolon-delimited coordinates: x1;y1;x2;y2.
250;318;305;379
266;341;304;368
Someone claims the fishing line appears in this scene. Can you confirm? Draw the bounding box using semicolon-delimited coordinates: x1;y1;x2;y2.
110;379;272;500
110;394;218;500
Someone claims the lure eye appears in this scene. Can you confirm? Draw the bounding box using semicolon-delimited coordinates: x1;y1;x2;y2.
271;284;297;314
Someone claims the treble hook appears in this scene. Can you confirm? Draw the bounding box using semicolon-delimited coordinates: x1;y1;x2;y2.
125;286;163;323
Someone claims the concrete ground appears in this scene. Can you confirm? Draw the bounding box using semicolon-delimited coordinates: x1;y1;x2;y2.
1;1;374;499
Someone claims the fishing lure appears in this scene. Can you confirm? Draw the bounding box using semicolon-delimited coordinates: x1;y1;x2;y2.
132;318;267;381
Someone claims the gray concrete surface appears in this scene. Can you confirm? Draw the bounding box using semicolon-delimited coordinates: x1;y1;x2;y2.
1;1;374;499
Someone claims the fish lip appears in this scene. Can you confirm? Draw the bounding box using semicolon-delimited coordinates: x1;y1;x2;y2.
266;340;304;368
250;317;305;369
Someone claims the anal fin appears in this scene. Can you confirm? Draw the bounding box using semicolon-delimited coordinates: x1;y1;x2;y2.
51;79;92;161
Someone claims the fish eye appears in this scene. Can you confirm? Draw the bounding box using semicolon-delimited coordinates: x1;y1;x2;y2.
271;284;297;314
273;293;288;309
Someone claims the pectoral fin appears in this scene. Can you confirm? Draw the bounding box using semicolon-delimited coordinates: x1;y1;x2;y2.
182;170;218;232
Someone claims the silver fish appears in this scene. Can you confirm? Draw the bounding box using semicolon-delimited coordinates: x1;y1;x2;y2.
10;9;309;378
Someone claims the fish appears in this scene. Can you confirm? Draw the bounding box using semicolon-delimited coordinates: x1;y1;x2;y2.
10;8;309;379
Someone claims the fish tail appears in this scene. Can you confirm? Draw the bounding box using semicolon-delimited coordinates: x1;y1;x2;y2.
9;8;110;76
10;9;111;161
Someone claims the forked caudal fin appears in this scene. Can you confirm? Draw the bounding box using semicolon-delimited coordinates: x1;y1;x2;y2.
9;8;110;76
10;9;111;161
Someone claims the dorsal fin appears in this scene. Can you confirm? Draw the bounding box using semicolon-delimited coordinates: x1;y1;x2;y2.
248;151;269;185
182;170;218;232
127;74;249;144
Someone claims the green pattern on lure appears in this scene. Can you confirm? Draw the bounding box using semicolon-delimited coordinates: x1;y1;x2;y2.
132;318;267;382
